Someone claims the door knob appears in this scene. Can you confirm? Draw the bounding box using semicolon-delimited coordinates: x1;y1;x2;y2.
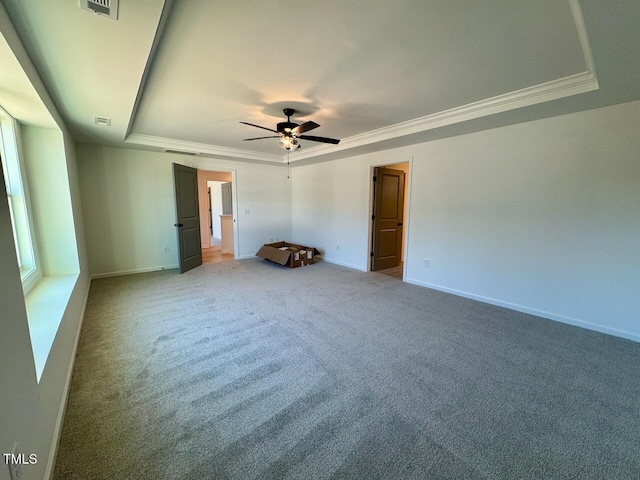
398;222;403;226
174;223;183;227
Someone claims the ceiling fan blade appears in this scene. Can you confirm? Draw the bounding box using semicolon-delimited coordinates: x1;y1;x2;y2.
240;121;279;134
291;121;320;135
298;135;340;145
243;136;281;141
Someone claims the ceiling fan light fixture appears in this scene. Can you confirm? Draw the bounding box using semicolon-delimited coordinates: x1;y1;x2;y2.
241;108;339;148
278;135;299;150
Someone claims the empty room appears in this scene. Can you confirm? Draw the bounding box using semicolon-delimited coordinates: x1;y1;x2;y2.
1;1;639;479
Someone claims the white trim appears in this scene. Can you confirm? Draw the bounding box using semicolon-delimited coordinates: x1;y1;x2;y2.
230;170;240;260
44;279;90;480
126;70;598;166
289;72;598;162
568;0;597;76
402;159;414;283
321;257;366;272
0;109;41;294
125;133;283;164
91;264;178;279
20;264;42;295
244;255;361;270
404;277;640;343
191;166;239;259
366;157;413;273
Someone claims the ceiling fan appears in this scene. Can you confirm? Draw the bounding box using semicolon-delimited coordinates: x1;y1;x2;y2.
240;108;340;150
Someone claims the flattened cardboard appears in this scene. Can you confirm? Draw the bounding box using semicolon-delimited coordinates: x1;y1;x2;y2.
256;241;321;268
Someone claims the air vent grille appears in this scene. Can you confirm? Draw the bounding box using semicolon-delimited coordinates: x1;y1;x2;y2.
94;116;111;126
79;0;119;20
164;149;200;156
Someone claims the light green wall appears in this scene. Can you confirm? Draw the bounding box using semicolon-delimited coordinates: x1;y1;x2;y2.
76;145;293;277
0;4;90;479
0;125;89;480
21;125;79;275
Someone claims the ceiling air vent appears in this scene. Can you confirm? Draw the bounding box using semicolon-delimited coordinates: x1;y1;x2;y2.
94;116;111;126
79;0;119;20
164;149;200;156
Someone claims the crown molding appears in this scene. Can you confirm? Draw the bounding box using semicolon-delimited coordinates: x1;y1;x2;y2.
568;0;597;76
289;71;598;162
125;133;283;163
127;69;598;166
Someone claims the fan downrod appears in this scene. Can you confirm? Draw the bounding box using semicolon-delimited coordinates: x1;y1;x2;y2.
278;108;298;133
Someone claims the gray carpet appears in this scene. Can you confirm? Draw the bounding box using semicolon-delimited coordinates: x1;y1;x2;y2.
54;259;640;479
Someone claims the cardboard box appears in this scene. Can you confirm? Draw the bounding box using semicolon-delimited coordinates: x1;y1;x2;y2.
256;241;321;268
299;248;315;266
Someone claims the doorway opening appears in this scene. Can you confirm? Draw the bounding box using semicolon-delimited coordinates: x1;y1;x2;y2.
368;161;410;279
197;169;236;265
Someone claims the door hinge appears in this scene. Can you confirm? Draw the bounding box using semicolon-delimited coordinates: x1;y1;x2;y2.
373;175;377;182
370;252;374;257
371;214;375;220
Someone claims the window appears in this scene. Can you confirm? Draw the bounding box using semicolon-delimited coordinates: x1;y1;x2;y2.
0;106;40;293
2;159;21;265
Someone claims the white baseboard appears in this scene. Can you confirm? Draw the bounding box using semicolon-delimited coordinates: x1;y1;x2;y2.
91;264;178;279
321;257;366;272
44;277;91;479
246;255;364;271
405;277;640;343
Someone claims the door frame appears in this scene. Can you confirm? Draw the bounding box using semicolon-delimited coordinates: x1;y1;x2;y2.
188;164;240;259
366;158;413;278
220;170;239;259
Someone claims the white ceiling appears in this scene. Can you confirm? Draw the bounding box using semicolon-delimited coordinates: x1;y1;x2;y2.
1;0;640;164
0;31;55;128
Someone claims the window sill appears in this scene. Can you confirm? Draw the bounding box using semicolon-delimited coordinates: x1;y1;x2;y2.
24;274;79;382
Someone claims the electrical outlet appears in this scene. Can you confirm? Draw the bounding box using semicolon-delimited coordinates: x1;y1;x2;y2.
162;245;169;253
424;258;430;267
269;237;274;242
336;244;340;250
243;208;250;215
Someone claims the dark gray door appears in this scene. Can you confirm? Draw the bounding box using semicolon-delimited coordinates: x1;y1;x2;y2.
173;163;202;273
372;167;405;271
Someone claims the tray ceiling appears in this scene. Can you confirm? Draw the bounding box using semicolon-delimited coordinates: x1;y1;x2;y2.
3;1;639;164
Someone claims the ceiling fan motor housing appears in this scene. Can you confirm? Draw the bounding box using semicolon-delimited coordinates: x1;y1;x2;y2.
277;121;298;133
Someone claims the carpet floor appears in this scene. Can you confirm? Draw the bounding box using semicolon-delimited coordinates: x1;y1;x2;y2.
54;259;640;479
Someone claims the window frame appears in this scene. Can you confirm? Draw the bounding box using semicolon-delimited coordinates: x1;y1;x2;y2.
0;106;40;294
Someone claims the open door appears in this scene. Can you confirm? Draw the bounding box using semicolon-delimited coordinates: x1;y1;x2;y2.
173;163;202;273
371;167;405;271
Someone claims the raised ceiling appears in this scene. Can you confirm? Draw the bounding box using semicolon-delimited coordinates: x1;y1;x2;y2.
2;1;640;164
